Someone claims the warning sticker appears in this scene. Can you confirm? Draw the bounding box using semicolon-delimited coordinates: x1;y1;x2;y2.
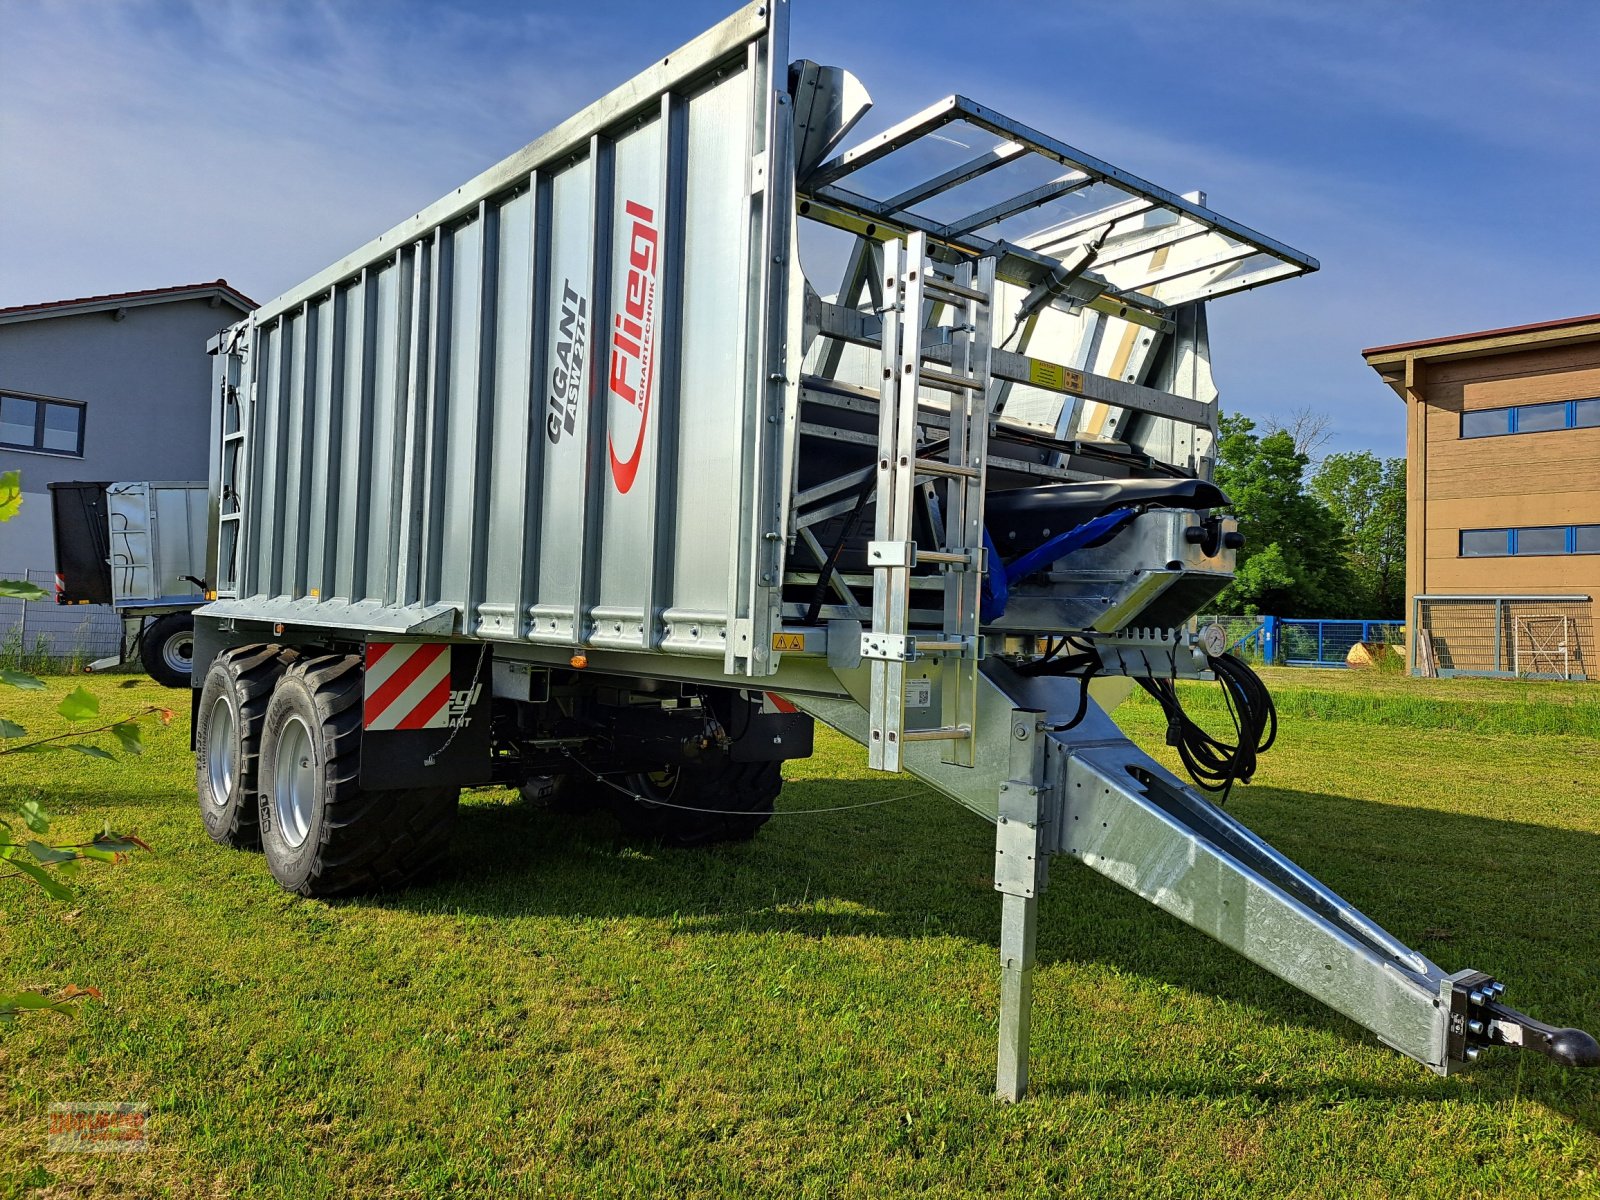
771;632;806;653
1026;358;1084;394
904;678;932;709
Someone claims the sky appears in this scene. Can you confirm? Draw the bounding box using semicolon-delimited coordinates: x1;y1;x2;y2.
2;0;1597;458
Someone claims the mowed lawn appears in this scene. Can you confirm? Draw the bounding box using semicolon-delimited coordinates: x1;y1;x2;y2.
3;668;1598;1198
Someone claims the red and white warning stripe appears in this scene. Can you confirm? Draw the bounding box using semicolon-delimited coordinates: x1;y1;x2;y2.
363;642;452;731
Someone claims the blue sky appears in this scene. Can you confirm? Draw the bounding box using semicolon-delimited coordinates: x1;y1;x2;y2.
2;0;1596;457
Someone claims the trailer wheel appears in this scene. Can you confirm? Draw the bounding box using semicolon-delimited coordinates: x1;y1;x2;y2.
257;654;459;897
140;613;195;688
615;755;779;847
195;644;295;849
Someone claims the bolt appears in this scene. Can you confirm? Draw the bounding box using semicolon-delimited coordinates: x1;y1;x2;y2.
1468;1019;1485;1036
1469;990;1489;1007
1490;981;1506;998
1012;722;1029;740
1464;1046;1481;1063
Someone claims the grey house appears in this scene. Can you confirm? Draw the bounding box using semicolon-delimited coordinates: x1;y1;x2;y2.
1;280;254;654
0;280;254;567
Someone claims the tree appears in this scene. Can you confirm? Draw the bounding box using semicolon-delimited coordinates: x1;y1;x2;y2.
1311;451;1407;618
1261;405;1334;460
1210;414;1354;616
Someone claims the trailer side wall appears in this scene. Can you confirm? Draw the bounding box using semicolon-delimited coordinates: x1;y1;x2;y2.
206;2;795;676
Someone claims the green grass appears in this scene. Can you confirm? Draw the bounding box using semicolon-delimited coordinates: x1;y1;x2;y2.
2;671;1598;1197
1201;667;1600;737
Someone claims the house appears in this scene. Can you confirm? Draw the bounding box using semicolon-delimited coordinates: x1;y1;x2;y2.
0;280;255;656
1363;313;1599;680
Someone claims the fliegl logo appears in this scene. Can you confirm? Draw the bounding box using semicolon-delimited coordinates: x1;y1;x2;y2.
446;681;483;728
607;199;658;494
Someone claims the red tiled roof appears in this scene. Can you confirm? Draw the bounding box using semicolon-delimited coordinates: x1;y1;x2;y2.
0;279;258;319
1362;311;1600;358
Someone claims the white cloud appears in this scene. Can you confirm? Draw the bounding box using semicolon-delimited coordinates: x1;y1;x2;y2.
3;0;1594;460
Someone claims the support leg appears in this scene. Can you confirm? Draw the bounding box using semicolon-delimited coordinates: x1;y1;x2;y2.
996;888;1039;1101
993;707;1047;1101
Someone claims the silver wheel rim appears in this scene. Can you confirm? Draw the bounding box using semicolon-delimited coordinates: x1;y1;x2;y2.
163;631;195;674
206;695;236;804
273;715;316;849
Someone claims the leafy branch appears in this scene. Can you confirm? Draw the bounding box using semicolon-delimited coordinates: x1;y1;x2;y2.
0;700;173;760
2;467;159;1026
0;984;103;1027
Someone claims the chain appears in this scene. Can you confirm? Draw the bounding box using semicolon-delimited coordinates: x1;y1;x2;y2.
423;645;489;767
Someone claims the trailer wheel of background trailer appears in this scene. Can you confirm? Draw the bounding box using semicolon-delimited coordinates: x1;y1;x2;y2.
615;756;779;848
141;613;195;688
257;654;458;897
195;644;296;849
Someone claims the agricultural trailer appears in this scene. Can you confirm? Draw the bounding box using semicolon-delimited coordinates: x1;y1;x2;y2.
49;480;208;686
188;1;1597;1098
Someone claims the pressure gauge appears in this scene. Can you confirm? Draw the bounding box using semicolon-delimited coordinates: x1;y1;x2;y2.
1200;622;1228;658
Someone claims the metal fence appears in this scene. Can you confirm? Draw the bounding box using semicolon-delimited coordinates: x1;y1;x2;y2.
0;567;125;669
1197;614;1405;669
1415;595;1592;681
1279;619;1405;668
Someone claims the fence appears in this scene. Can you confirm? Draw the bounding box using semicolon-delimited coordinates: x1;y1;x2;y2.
1414;594;1592;681
0;567;126;670
1198;614;1405;670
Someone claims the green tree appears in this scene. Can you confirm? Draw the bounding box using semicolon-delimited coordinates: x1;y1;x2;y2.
1310;451;1407;618
1211;414;1354;616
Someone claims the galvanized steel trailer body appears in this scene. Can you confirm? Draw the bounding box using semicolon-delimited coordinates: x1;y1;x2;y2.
196;0;1596;1097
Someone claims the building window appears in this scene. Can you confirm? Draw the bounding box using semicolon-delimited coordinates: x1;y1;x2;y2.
1461;398;1600;438
1460;524;1600;556
0;391;85;456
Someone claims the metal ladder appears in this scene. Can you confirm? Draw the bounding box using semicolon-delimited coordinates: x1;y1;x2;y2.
863;231;996;772
214;328;250;600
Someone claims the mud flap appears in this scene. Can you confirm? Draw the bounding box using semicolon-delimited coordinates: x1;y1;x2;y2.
358;642;493;790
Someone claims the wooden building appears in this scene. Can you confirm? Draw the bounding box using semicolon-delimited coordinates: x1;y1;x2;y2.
1363;314;1599;680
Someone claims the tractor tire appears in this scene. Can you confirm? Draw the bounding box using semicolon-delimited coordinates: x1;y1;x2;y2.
141;612;196;688
613;754;779;848
195;643;296;849
257;653;459;897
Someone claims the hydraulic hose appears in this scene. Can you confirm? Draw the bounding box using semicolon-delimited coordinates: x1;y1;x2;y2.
1136;652;1277;803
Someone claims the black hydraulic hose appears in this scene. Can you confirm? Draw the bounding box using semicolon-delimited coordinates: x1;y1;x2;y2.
1021;636;1104;732
1136;652;1277;803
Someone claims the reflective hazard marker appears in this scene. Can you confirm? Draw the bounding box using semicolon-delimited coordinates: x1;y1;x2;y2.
363;642;452;731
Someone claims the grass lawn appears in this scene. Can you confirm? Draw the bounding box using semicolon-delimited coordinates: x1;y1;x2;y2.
3;669;1598;1198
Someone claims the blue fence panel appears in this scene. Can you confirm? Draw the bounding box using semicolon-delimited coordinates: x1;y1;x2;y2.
1197;615;1404;668
1279;619;1404;667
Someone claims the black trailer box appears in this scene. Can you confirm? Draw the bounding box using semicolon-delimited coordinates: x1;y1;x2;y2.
48;482;114;605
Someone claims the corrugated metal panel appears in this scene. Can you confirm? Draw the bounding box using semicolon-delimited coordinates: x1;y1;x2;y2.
106;481;207;606
207;1;795;674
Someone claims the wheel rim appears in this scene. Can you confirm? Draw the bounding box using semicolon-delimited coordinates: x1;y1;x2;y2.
205;695;236;804
639;767;679;804
273;715;316;849
163;630;195;674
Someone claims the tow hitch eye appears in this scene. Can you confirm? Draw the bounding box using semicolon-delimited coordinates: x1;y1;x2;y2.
1446;971;1600;1070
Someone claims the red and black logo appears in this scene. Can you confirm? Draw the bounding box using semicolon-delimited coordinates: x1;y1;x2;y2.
607;200;658;493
